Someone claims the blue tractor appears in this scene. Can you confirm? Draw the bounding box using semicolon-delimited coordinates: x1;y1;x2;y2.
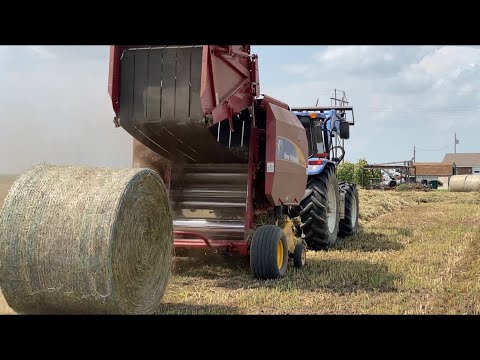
291;105;359;251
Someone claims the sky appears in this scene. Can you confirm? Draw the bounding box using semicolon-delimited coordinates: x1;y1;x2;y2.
1;45;479;174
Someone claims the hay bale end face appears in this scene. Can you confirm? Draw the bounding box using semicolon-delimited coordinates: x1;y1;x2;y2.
0;165;173;314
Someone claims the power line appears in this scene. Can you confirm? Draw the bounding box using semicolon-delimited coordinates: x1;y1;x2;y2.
309;89;478;94
415;144;450;152
358;107;480;112
355;109;480;114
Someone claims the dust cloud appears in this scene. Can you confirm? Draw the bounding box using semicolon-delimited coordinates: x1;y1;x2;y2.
0;46;132;174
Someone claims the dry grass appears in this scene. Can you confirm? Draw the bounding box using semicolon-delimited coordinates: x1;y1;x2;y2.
157;189;480;314
1;175;479;314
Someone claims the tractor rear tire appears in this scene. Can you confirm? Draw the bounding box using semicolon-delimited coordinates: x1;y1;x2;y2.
250;225;288;280
338;183;359;238
299;166;340;250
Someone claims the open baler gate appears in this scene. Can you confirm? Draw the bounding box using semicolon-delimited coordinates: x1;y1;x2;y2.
110;45;256;164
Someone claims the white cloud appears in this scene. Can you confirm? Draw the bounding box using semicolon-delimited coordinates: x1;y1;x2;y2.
264;45;480;163
314;46;399;69
27;46;57;59
417;46;480;77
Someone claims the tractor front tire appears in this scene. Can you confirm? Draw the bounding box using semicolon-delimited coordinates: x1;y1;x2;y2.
299;166;340;250
250;225;288;280
338;183;360;238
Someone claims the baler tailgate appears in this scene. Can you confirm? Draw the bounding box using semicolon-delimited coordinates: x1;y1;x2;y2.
117;45;255;165
119;46;241;163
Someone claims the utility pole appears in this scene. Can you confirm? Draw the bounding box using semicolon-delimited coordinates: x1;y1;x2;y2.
454;132;459;153
413;145;416;163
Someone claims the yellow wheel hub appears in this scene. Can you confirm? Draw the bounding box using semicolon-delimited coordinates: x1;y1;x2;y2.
277;241;284;269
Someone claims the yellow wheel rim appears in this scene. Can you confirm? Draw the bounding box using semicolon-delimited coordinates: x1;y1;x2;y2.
277;240;284;269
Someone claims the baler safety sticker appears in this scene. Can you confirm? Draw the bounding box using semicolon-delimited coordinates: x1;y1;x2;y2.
267;162;275;173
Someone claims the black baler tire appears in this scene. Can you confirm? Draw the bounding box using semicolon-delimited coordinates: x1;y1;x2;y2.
293;243;306;269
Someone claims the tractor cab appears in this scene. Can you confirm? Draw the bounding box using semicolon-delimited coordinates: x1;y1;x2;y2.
293;107;354;175
294;109;350;157
295;112;328;158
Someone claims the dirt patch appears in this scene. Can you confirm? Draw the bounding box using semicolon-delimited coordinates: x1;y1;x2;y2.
0;291;14;315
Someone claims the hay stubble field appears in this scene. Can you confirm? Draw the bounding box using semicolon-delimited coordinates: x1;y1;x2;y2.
1;174;479;315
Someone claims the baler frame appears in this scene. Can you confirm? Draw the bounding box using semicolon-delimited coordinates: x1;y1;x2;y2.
108;45;309;278
172;125;259;257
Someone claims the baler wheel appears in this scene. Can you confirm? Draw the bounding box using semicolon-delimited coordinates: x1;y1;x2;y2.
338;183;359;238
293;242;307;269
250;225;288;280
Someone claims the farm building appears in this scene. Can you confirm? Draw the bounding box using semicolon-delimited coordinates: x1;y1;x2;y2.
412;162;455;188
443;153;480;175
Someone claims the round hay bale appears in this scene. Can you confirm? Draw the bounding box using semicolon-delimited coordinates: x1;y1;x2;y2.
449;175;469;192
0;164;173;314
465;175;480;192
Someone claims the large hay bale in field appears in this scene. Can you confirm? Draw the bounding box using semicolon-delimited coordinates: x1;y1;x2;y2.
0;164;173;314
449;175;480;192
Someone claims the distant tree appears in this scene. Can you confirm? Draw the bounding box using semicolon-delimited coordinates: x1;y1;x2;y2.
337;158;379;187
336;161;355;183
354;158;368;187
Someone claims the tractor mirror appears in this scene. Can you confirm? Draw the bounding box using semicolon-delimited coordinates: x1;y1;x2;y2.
339;120;350;139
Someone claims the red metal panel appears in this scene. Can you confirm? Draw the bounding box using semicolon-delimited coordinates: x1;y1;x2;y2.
108;45;128;116
174;239;249;256
174;231;212;248
260;95;290;111
264;100;308;206
200;45;256;126
251;54;260;96
244;128;258;231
